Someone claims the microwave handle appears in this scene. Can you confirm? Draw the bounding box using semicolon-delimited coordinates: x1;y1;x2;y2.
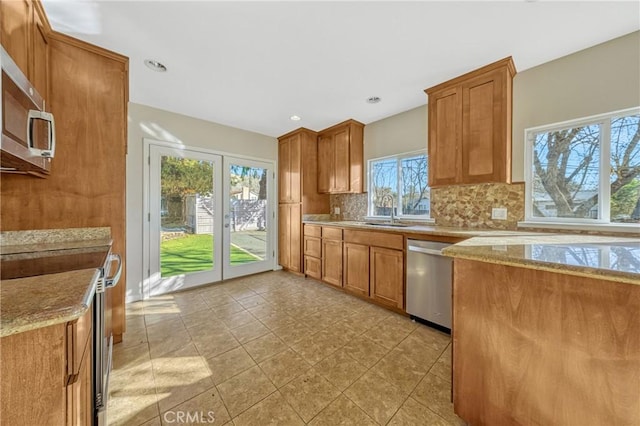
26;110;56;158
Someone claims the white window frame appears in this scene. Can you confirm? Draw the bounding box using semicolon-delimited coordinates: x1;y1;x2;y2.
521;107;640;233
366;150;433;222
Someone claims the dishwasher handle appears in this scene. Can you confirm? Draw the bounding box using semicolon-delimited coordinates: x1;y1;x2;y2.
407;245;444;256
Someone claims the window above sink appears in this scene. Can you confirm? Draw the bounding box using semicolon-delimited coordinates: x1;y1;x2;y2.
367;150;434;223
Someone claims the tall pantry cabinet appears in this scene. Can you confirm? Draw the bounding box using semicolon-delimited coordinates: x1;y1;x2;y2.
0;1;129;343
278;128;329;272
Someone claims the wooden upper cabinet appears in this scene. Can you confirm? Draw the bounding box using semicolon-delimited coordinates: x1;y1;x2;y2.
0;0;50;104
317;119;364;194
317;133;333;193
428;87;460;186
278;134;301;203
426;57;516;187
31;4;49;103
1;0;32;77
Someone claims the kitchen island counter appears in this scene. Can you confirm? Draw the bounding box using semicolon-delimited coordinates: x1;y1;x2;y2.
443;234;640;285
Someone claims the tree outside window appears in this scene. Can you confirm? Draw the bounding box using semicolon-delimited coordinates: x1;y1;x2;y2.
528;109;639;224
369;152;430;218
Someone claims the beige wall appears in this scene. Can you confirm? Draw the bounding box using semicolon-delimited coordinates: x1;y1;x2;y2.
364;104;428;160
126;103;277;301
512;31;640;181
363;105;428;188
363;31;640;184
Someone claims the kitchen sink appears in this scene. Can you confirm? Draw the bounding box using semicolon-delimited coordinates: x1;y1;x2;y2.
365;222;409;228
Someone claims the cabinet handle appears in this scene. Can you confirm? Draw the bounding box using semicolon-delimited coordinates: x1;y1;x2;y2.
27;110;56;158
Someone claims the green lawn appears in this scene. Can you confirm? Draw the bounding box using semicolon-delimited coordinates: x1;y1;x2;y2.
161;234;258;277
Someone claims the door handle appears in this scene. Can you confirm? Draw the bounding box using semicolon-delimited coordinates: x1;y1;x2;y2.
224;224;229;228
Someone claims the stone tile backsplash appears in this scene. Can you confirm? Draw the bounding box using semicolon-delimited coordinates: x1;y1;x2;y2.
330;193;368;221
330;182;525;230
430;183;525;230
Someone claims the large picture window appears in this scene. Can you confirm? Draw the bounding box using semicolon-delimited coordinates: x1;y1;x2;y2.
525;108;640;226
368;151;430;219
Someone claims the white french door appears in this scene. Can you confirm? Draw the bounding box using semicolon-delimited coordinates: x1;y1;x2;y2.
147;144;274;297
222;157;275;279
149;145;223;295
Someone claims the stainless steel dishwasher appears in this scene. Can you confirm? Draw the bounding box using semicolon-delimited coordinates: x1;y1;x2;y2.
406;239;452;331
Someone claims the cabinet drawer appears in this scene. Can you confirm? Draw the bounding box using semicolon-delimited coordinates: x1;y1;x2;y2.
343;229;403;250
66;305;92;379
303;236;321;258
304;256;321;279
322;226;343;241
304;224;321;237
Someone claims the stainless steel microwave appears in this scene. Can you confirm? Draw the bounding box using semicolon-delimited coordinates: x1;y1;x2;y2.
1;45;55;176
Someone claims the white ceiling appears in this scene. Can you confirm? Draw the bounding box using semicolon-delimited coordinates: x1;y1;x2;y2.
41;1;639;137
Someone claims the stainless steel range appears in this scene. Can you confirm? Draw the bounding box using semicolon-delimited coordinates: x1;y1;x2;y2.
95;252;122;425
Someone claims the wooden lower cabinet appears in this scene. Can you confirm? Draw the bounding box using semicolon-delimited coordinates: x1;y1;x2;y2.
304;255;321;279
0;305;93;425
453;259;639;425
67;333;93;426
278;203;301;272
302;225;405;312
370;246;404;309
321;239;343;287
343;242;369;297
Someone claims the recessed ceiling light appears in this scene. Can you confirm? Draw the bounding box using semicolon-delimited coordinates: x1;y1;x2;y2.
144;59;167;72
290;115;301;121
366;96;382;104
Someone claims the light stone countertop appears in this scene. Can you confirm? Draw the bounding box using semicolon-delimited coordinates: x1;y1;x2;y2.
1;269;100;337
0;227;111;338
442;234;640;285
302;220;540;238
303;220;640;285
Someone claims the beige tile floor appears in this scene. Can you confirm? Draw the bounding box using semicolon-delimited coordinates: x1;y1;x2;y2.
109;271;464;426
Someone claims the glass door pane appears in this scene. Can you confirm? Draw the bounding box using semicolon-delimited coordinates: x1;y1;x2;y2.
223;157;274;279
149;145;222;295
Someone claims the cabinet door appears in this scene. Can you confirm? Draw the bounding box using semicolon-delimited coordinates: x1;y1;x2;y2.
461;69;507;184
31;5;49;103
370;247;404;309
278;203;301;271
289;204;301;272
278;136;300;203
67;335;92;426
278;204;291;269
0;0;31;76
303;236;321;258
332;127;350;192
321;239;342;287
343;242;369;297
317;134;333;193
278;204;302;272
304;255;321;279
278;139;291;203
428;86;461;187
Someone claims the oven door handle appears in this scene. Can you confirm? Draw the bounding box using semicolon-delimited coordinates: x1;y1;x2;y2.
105;254;122;288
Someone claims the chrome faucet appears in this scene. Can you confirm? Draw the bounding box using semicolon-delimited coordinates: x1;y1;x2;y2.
380;193;396;224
